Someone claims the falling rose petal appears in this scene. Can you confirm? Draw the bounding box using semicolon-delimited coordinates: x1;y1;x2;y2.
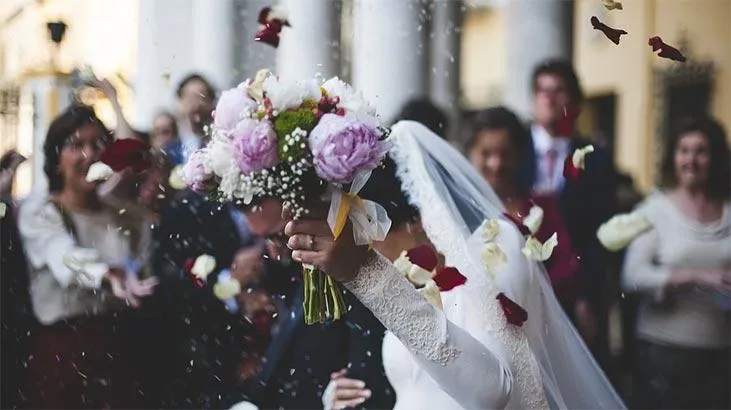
480;219;501;242
522;233;558;262
418;280;443;310
393;251;433;287
99;138;151;173
432;267;467;292
168;165;187;190
254;6;290;49
496;292;528;327
85;161;114;182
556;105;581;136
214;276;242;300
597;211;654;251
255;23;283;48
502;212;531;236
523;205;544;235
182;258;195;273
602;0;623;10
590;16;628;45
406;244;438;271
563;145;594;181
481;242;507;275
191;254;216;280
648;36;687;62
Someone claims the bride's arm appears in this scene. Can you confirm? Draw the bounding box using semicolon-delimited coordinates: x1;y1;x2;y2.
343;251;513;410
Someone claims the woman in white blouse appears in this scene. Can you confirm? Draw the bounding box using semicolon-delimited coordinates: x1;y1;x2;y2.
18;105;157;409
622;116;731;409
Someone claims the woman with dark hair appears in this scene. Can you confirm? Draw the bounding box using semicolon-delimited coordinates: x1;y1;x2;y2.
289;121;623;409
622;116;731;409
17;104;157;408
465;106;581;314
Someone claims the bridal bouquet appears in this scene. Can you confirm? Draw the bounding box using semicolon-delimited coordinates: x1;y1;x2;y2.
181;69;392;324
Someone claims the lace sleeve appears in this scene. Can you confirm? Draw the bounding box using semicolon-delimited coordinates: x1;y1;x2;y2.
344;251;513;409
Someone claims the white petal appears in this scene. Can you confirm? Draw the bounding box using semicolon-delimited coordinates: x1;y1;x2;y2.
191;254;216;280
597;212;653;251
522;233;558;262
523;205;544;235
85;162;114;182
481;242;507;274
407;264;434;287
418;280;443;310
168;165;187;190
480;219;501;242
214;277;242;300
572;145;595;170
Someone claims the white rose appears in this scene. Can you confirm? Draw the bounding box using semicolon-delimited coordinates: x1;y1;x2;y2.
191;254;216;280
523;205;544;235
481;242;507;274
522;232;559;262
85;162;114;182
214;276;242;301
418;280;443;310
572;145;595;170
480;219;501;242
168;165;187;190
597;212;653;251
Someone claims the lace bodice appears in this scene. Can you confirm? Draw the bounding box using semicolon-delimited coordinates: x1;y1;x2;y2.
344;252;514;409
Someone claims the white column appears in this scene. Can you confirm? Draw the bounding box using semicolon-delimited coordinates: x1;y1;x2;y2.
353;0;429;122
192;0;236;91
504;0;573;120
430;0;463;137
277;0;340;81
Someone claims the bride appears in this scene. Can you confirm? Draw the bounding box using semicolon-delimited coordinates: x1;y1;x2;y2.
285;121;624;409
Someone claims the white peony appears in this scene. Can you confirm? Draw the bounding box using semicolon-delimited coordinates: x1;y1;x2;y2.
263;76;321;112
572;145;595;170
418;280;443;310
191;254;216;280
597;212;653;251
481;242;507;274
523;205;544;235
480;219;501;242
214;276;242;301
522;233;559;262
85;162;114;182
321;76;377;123
204;138;236;178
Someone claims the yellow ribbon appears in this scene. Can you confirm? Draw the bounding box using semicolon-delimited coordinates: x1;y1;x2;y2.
332;193;365;240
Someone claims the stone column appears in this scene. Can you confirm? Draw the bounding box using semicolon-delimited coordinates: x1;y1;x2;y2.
192;0;236;91
352;0;429;122
276;0;340;81
504;0;573;120
430;0;463;138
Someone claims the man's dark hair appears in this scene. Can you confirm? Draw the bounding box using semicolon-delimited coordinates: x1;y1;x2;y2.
531;59;584;104
464;106;529;153
392;98;449;138
176;73;216;101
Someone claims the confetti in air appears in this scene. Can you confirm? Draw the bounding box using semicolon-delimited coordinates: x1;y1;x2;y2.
254;6;291;48
648;36;687;62
591;16;628;45
602;0;623;11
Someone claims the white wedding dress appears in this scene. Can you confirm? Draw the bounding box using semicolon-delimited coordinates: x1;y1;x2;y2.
329;121;625;410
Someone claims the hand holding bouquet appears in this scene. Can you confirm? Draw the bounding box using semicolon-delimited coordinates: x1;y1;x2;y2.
181;70;392;324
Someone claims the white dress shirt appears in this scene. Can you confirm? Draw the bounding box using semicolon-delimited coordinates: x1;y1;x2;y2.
531;124;571;194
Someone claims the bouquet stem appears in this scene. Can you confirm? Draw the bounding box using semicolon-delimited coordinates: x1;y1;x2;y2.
302;264;346;325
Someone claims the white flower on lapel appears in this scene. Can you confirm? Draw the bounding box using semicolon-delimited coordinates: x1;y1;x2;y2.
480;219;501;242
393;251;433;287
572;145;595;170
597;212;653;251
481;242;507;275
522;233;558;262
191;254;216;280
168;165;187;190
85;162;114;182
523;205;544;235
214;276;242;301
419;280;443;310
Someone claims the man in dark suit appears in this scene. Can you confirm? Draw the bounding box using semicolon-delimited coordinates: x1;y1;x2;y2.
517;60;618;374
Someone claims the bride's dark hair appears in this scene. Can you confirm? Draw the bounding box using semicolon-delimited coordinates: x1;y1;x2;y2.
359;155;419;229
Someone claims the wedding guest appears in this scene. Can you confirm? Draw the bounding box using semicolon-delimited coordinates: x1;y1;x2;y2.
517;59;618;366
151;111;179;151
17;105;158;408
622;116;731;409
164;74;216;165
466;106;580;311
393;98;449;138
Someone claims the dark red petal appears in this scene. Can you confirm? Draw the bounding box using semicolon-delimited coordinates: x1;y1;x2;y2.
99;138;151;173
406;244;438;271
432;267;467;292
254;24;281;48
502;212;531;236
648;36;663;51
496;292;528;327
257;7;271;24
182;258;195;274
562;154;582;181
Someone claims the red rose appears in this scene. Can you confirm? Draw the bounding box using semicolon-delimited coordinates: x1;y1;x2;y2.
432;267;467;292
496;292;528;327
99;138;151;173
406;244;438;272
502;212;531;236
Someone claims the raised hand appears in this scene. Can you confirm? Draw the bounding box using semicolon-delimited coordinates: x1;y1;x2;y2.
322;369;372;410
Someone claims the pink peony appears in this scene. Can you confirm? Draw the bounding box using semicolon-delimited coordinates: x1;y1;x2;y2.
231;119;279;173
183;149;213;192
309;114;388;183
214;86;258;134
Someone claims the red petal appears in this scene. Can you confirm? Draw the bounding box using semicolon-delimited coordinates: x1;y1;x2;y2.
182;258;195;274
257;7;271;24
254;24;281;48
406;244;438;271
648;36;663;51
496;292;528;327
432;267;467;292
562;154;582;181
99;139;151;173
502;212;531;236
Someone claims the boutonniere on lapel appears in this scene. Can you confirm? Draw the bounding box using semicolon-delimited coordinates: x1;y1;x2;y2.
86;139;152;182
500;205;558;262
182;254;217;288
393;245;467;310
563;144;594;182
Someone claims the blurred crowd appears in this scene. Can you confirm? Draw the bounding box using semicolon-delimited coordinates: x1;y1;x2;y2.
1;59;729;410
